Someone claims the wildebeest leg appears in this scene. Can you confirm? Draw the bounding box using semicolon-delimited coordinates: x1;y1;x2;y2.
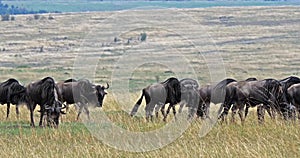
188;107;196;120
297;107;300;120
178;101;186;113
145;103;155;122
149;105;156;122
65;103;70;113
39;105;45;127
84;106;90;120
297;108;300;121
231;104;237;123
244;103;250;118
30;104;37;127
196;103;204;118
155;103;163;118
205;101;210;119
16;105;20;119
163;104;172;122
289;105;296;122
172;105;177;120
6;103;10;119
160;104;166;118
238;105;245;125
257;105;265;124
264;105;274;119
217;104;226;124
77;104;84;121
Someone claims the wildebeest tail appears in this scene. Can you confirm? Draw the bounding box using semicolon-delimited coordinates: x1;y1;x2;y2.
130;89;145;116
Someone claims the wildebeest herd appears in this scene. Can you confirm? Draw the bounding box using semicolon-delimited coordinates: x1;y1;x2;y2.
1;76;300;128
130;76;300;124
0;77;109;127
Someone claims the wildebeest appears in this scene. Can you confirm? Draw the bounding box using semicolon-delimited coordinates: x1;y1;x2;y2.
196;78;237;119
178;78;200;119
225;78;259;122
0;78;26;118
26;77;65;127
130;77;181;122
220;78;284;124
287;83;300;120
56;79;109;120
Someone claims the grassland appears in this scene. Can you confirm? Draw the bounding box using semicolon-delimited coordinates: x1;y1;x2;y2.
0;6;300;157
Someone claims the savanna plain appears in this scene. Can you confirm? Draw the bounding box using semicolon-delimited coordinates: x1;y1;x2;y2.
0;6;299;157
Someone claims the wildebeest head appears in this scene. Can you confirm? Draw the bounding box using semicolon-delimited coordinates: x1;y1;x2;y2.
45;101;66;128
180;78;200;108
95;83;109;107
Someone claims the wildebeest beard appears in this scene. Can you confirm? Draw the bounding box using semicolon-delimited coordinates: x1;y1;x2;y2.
45;101;66;128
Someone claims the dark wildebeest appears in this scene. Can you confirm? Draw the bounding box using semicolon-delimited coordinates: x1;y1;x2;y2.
226;78;259;122
196;78;237;119
279;76;300;118
130;77;181;122
26;77;65;127
178;78;200;119
0;78;26;118
56;79;109;120
279;76;300;95
287;83;300;120
220;78;284;124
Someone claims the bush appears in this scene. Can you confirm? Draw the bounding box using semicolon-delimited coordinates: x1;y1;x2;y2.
10;16;15;21
34;14;40;20
48;15;54;20
140;33;147;42
1;14;10;21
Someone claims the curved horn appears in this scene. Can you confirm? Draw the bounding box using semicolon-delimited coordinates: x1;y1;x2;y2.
45;106;52;110
105;82;110;89
57;106;66;110
62;103;67;109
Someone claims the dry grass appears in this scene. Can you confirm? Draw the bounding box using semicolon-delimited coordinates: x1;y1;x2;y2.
0;98;299;157
0;6;299;157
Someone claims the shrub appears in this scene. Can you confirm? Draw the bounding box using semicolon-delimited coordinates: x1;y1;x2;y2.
34;14;40;20
10;16;15;21
140;33;147;42
48;15;54;20
1;14;10;21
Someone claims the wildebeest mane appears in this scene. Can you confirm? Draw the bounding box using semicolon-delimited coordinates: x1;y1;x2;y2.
279;76;300;94
162;77;181;103
10;82;25;93
64;78;77;83
36;77;56;107
245;77;258;81
1;78;19;86
212;78;237;103
214;78;237;90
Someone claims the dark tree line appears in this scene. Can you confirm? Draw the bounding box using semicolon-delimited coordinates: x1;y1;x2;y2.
0;0;60;15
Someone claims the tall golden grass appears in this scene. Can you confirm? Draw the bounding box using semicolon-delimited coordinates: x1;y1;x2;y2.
0;95;299;157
